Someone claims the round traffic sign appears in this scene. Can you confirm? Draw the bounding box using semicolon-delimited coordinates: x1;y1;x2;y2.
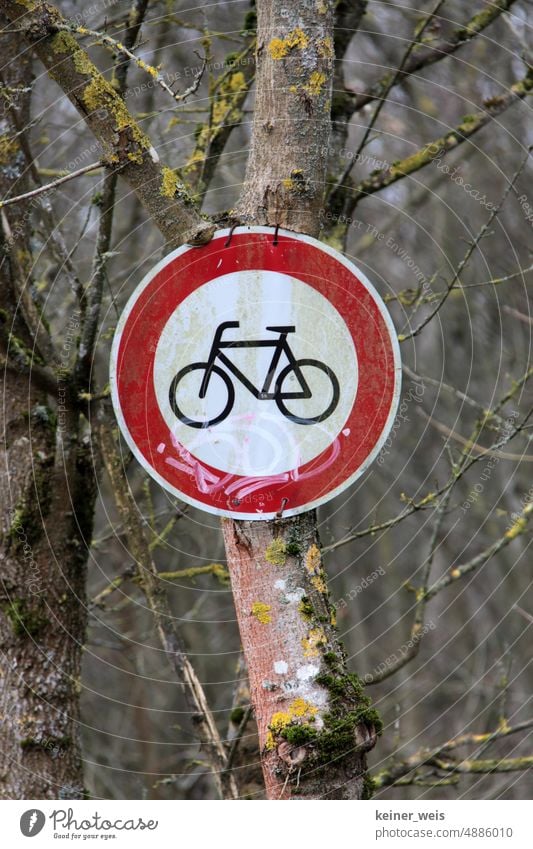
110;227;401;520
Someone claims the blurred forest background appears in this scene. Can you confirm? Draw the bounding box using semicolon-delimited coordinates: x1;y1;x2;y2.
1;0;532;800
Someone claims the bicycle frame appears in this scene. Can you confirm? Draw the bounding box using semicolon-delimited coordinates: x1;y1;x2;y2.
199;321;312;400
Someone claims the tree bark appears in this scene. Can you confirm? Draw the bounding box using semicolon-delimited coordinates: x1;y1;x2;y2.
228;0;379;800
0;18;95;798
235;0;334;235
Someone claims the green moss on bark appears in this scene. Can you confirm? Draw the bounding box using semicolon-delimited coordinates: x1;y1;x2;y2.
3;598;48;637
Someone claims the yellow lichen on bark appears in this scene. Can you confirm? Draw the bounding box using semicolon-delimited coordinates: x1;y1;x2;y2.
83;75;151;162
505;502;532;539
51;30;76;55
305;544;321;574
160;167;178;198
304;543;327;593
302;626;327;657
251;601;272;624
51;31;151;163
312;575;327;594
265;697;318;749
183;70;246;178
226;71;245;91
267;28;309;60
304;71;327;96
317;37;334;58
212;99;231;125
265;537;287;566
137;58;159;79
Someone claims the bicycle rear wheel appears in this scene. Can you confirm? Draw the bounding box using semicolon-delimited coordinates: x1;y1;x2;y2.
169;362;234;428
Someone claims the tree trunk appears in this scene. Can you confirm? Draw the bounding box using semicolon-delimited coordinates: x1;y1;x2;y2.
226;0;379;799
0;19;96;798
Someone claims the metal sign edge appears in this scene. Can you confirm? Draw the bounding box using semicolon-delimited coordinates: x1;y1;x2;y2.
109;226;402;521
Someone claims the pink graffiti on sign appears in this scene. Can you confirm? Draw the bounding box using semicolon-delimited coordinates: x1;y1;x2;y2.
156;432;343;505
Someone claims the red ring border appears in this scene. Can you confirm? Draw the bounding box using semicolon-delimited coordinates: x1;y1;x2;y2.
111;229;401;519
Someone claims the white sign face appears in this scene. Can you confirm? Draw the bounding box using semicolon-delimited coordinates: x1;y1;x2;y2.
111;227;401;520
153;270;358;478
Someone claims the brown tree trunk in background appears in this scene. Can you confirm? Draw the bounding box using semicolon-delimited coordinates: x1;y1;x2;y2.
226;0;379;800
0;20;95;799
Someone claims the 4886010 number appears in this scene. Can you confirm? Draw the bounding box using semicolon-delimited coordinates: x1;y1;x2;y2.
460;827;513;838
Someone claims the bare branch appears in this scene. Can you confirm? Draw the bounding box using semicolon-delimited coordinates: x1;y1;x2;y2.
326;386;532;555
363;397;532;684
0;210;57;364
514;605;533;625
426;502;533;600
375;717;533;789
183;41;255;198
332;0;446;199
114;0;149;93
0;160;102;208
347;0;519;115
398;150;531;342
385;263;533;305
504;305;533;326
63;23;207;104
343;68;532;215
73;0;153;394
418;407;533;460
433;755;533;775
2;0;214;246
91;563;228;609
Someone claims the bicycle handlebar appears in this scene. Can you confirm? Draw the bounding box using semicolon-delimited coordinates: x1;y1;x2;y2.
264;325;296;333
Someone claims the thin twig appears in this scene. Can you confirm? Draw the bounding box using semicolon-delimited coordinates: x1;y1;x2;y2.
225;705;253;774
342;69;533;218
503;305;533;326
64;24;207;104
0;160;103;208
399;148;531;342
514;605;533;625
327;388;532;554
374;716;533;788
417;407;533;460
347;0;519;115
333;0;446;195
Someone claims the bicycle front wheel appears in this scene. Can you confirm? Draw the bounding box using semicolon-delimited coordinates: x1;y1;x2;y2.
275;359;340;425
169;362;235;428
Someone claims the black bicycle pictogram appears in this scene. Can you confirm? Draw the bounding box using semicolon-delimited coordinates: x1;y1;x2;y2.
169;321;340;429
